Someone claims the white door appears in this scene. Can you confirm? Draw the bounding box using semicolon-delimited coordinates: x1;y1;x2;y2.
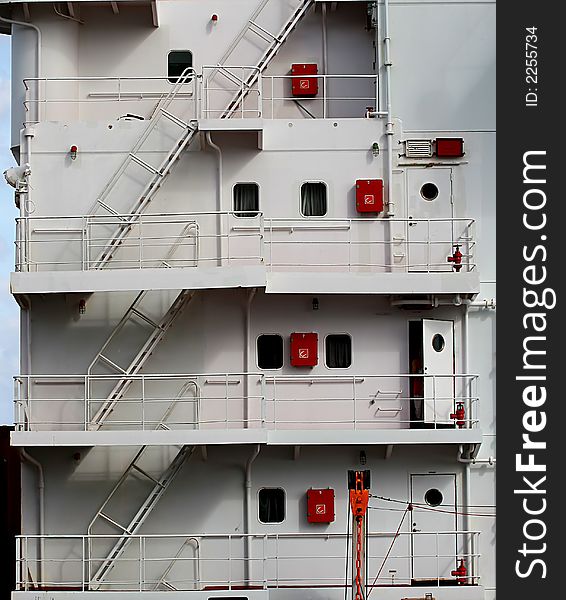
407;168;453;272
422;319;454;425
411;474;457;582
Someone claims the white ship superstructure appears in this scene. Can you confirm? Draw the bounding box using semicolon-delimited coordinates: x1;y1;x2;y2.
1;1;496;599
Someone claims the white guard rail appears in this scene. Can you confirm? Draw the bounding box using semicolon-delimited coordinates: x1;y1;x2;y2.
15;214;475;274
15;530;481;591
261;217;475;273
15;211;264;272
14;373;479;432
22;70;379;124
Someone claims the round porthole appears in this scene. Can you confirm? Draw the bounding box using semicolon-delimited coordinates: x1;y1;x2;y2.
420;182;439;201
424;488;443;507
432;334;445;352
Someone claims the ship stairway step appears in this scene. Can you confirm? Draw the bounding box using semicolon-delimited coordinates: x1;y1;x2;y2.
88;445;195;589
87;290;195;430
217;0;315;119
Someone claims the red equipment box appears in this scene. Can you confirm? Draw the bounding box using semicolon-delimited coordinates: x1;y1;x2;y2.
291;63;318;97
307;488;335;523
356;179;384;213
435;137;465;158
290;332;318;367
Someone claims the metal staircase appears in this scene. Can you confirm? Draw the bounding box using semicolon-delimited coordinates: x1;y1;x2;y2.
88;445;196;589
212;0;315;118
89;68;198;270
87;289;195;430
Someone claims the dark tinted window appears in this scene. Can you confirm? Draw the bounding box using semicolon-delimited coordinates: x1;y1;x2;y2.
301;182;327;216
168;51;193;83
326;334;352;368
257;335;283;369
258;488;285;523
234;183;259;217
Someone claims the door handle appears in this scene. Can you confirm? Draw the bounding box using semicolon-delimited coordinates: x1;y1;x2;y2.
412;528;421;532
408;216;417;227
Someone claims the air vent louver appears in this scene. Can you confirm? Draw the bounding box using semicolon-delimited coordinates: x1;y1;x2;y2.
405;139;433;158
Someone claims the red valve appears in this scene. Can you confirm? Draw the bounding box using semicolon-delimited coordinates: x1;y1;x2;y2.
450;402;466;429
70;145;78;160
211;13;219;22
447;244;463;272
451;558;468;585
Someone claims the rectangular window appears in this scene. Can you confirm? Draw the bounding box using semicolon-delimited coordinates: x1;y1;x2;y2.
234;183;259;217
325;334;352;368
168;50;193;83
257;334;283;370
301;182;327;216
258;488;285;523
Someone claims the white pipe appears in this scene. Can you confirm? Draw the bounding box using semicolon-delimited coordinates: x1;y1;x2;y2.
205;132;223;266
383;0;394;216
20;449;45;585
0;16;42;123
245;444;261;585
321;3;328;75
244;288;257;428
21;128;35;266
461;307;472;579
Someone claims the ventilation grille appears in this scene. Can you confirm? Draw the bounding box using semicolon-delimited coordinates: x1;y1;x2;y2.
405;139;433;158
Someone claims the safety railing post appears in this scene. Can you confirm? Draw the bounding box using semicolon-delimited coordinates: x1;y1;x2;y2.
273;375;277;428
276;534;281;589
87;535;92;589
15;537;20;590
257;68;263;117
226;212;231;264
24;536;29;591
84;376;88;432
353;375;357;429
81;218;87;271
271;77;274;119
225;373;229;428
348;219;352;271
427;219;431;272
435;532;440;585
323;76;327;118
82;536;87;591
262;535;267;589
139;536;143;592
262;374;267;429
259;212;265;265
139;219;144;268
142;376;146;430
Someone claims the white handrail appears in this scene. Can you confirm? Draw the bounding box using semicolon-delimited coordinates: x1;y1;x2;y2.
15;530;482;591
14;372;480;431
15;213;475;273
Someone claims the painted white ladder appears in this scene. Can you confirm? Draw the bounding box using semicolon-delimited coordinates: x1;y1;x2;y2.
89;68;198;270
87;289;195;429
213;0;315;118
88;445;196;589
